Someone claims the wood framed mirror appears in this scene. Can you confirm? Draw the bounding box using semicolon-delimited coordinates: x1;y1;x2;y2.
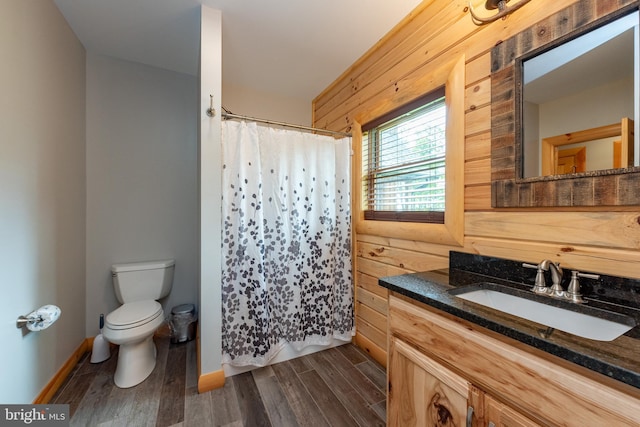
491;0;640;207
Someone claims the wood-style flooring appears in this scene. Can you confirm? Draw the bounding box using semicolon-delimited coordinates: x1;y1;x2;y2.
51;333;387;426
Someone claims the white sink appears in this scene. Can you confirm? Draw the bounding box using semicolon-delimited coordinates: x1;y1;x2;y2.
451;286;635;341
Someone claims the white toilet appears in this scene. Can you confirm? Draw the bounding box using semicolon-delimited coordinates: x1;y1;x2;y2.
103;259;175;388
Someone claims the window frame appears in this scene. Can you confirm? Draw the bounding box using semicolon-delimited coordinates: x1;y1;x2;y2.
362;87;447;224
352;55;465;247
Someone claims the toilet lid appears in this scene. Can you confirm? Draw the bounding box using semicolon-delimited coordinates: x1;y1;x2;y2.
106;300;163;330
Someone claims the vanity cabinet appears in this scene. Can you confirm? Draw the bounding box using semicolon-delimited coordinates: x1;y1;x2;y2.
387;293;640;427
484;395;541;427
388;337;470;426
389;335;539;427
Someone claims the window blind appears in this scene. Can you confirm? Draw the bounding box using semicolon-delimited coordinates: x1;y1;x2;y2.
362;90;446;223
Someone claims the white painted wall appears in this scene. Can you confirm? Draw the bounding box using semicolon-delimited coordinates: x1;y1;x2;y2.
85;54;198;335
223;83;311;126
0;0;86;403
539;77;634;137
199;5;223;376
536;77;634;174
523;101;540;177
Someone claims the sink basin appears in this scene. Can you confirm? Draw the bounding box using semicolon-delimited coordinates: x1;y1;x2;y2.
449;284;636;341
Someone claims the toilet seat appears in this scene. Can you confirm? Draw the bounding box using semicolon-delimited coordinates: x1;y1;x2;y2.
106;300;163;330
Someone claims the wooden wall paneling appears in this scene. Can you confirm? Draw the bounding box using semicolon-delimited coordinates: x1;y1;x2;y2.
465;235;640;279
357;317;388;351
359;234;459;258
316;0;576;122
313;0;470;126
465;131;491;160
464;185;492;211
465;211;640;250
357;272;389;298
465;158;491;186
318;6;482;130
313;0;640;363
358;242;449;272
357;302;387;333
356;286;388;316
465;52;491;85
465;78;491;112
436;0;578;77
357;256;413;278
337;55;461;132
465;105;491;137
313;0;439;123
357;234;395;247
314;1;578;132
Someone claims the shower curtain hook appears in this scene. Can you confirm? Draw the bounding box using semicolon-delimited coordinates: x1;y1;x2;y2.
206;94;216;117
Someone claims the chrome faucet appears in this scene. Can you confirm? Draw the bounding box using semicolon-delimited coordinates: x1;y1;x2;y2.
523;261;599;304
523;260;563;296
542;260;564;297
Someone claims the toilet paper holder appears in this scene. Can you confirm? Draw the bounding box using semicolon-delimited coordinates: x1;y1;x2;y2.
16;305;61;331
16;314;43;328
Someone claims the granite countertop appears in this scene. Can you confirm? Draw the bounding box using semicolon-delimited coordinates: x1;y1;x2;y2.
379;268;640;390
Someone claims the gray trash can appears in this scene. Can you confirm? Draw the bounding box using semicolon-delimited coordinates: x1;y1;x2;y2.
169;303;197;343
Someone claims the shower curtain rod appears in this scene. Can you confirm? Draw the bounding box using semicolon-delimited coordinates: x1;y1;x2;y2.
222;111;352;138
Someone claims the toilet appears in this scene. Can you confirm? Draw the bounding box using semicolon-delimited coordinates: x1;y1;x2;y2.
102;259;175;388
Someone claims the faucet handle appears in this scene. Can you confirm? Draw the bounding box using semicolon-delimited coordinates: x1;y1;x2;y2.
566;271;600;303
523;263;548;294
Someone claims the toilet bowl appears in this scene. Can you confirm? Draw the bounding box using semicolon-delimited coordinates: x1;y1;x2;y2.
102;259;174;388
103;300;164;388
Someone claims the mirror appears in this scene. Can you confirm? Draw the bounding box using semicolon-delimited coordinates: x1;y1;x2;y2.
490;1;640;208
522;11;639;178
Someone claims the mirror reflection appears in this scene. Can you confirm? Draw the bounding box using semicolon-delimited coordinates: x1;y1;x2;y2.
522;11;639;178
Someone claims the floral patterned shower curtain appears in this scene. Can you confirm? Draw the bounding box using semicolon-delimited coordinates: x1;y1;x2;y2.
221;120;354;367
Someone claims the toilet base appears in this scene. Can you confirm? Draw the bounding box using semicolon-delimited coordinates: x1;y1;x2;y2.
113;335;157;388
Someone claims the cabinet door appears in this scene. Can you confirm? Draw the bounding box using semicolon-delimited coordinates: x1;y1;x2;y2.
388;337;470;427
485;394;542;427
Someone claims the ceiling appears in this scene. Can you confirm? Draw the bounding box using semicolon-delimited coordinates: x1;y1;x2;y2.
53;0;423;101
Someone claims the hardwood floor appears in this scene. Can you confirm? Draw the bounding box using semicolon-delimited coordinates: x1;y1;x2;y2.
51;334;387;426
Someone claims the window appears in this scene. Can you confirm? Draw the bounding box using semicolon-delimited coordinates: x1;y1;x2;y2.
362;87;447;223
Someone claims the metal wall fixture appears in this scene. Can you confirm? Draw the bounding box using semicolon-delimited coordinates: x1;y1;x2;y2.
221;107;352;137
16;304;61;331
469;0;532;25
206;94;216;117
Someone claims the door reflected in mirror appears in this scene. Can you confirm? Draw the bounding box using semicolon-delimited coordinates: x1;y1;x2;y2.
522;11;639;178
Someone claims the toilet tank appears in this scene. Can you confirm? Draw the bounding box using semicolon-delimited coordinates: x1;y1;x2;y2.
111;259;175;303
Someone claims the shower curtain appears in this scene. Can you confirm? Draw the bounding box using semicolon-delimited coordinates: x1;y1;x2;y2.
221;120;354;367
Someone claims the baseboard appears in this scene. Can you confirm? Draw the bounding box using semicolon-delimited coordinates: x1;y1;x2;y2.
33;338;91;404
196;324;226;392
198;368;225;393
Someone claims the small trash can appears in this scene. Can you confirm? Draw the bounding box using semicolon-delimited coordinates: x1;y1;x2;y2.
169;303;197;343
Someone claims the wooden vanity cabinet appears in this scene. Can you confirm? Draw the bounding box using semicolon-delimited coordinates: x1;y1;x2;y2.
387;293;640;427
388;337;470;426
388;335;540;427
484;395;542;427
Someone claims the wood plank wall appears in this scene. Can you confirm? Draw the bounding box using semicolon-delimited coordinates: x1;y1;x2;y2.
312;0;640;367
